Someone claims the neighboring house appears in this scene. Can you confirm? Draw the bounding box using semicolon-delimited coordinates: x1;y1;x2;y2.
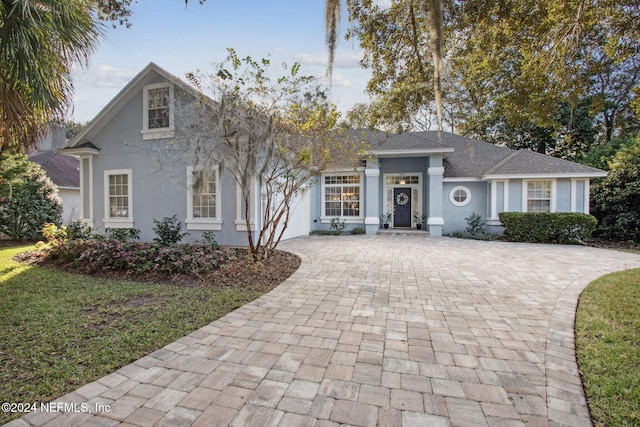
64;62;607;245
28;125;80;224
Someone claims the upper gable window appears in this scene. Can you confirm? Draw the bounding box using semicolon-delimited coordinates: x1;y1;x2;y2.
142;83;174;140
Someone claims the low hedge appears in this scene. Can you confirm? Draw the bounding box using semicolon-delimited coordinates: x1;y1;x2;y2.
499;212;597;244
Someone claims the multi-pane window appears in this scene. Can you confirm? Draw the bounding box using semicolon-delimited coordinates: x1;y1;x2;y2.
108;174;129;218
192;171;217;219
527;181;551;212
147;87;170;129
324;174;361;217
386;175;420;185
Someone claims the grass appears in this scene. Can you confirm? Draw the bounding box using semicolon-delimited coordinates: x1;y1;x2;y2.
0;244;264;424
576;268;640;427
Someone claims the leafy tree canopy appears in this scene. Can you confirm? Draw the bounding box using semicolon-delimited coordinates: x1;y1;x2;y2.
0;153;63;240
590;135;640;241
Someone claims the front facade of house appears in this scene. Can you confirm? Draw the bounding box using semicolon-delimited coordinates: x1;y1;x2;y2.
66;63;607;245
308;131;606;237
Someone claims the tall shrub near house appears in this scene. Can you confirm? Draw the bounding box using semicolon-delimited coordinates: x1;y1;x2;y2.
590;136;640;241
0;154;62;240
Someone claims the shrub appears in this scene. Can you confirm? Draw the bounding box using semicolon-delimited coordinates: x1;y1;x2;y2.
201;231;220;249
41;222;67;247
105;227;140;242
499;212;597;244
66;220;93;240
465;212;485;235
46;239;232;276
0;154;62;240
329;218;346;235
350;226;365;235
153;215;189;246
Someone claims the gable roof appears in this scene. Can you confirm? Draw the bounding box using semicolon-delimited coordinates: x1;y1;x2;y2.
28;150;80;189
368;131;454;156
388;131;607;179
68;62;203;148
483;149;608;178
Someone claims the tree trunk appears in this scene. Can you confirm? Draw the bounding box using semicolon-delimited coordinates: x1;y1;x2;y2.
427;0;444;132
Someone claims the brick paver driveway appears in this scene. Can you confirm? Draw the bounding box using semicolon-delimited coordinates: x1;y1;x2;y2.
9;236;640;427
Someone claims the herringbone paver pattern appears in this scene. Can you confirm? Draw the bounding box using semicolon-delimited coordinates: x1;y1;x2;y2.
7;236;640;427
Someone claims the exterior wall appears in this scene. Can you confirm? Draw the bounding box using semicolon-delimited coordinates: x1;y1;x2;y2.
59;188;81;224
279;188;311;240
86;76;253;246
486;177;593;234
442;181;487;235
308;176;367;234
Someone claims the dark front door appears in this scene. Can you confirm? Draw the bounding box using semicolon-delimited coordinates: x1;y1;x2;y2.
393;188;412;227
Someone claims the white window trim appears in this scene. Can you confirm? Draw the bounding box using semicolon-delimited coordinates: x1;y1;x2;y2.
142;82;175;140
488;180;509;225
320;171;365;224
522;179;556;212
571;178;590;214
104;169;133;228
186;166;222;231
235;181;256;231
449;185;471;207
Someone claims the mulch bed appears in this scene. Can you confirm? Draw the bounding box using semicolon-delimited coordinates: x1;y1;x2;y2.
8;241;301;293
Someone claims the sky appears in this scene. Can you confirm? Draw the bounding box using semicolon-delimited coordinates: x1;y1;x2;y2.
70;0;373;123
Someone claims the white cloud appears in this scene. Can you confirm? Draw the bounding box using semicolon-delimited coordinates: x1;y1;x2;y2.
72;64;137;89
373;0;393;9
292;52;362;69
329;71;352;88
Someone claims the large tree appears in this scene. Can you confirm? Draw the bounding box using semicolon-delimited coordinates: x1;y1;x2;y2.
169;50;366;259
343;0;639;154
0;1;102;153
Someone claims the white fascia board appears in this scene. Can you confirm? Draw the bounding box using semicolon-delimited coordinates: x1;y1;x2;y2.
484;172;608;180
371;148;454;158
442;177;482;182
62;146;100;156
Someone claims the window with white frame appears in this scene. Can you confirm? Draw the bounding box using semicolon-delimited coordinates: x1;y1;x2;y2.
142;83;174;139
192;172;217;219
525;180;552;212
323;173;362;217
449;186;471;207
104;169;133;227
186;167;222;230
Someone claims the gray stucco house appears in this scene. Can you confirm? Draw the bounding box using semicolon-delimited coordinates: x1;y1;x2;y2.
65;63;607;244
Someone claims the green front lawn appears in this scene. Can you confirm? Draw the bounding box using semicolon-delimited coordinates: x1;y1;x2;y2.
0;244;275;424
576;268;640;427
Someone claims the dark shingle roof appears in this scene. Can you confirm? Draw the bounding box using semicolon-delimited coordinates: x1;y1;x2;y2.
483;149;607;177
356;130;607;178
28;150;80;188
370;131;453;152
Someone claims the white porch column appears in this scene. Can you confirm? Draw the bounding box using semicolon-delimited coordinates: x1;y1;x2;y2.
364;166;380;235
427;156;444;237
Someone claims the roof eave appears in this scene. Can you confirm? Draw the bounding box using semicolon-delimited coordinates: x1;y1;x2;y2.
61;146;100;156
371;148;455;158
483;172;608;180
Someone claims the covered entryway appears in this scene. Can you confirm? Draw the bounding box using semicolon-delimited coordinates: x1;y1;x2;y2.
383;173;423;229
393;188;412;227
